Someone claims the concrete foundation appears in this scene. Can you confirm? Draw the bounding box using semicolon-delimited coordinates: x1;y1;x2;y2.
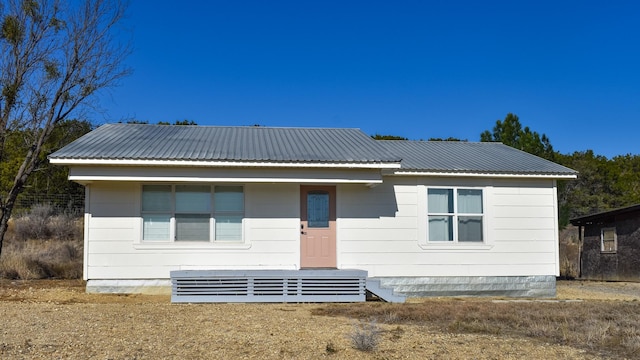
86;275;556;298
375;275;556;298
86;279;172;295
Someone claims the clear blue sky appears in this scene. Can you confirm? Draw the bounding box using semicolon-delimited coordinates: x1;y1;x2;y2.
97;0;640;158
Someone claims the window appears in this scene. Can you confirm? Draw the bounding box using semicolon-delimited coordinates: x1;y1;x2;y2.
427;188;483;242
307;191;330;228
141;185;244;242
214;186;244;241
601;227;617;253
142;185;172;241
175;185;211;241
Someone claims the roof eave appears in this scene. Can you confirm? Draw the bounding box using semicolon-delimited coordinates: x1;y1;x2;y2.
570;204;640;225
387;170;578;179
49;158;402;169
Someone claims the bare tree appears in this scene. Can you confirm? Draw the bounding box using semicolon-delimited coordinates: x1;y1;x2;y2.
0;0;131;256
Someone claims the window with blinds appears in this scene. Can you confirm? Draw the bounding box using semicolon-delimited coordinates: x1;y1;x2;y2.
141;185;244;242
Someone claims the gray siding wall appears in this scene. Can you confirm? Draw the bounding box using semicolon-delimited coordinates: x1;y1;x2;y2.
581;211;640;281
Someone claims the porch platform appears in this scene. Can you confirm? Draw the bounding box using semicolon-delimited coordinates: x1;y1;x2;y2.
171;269;370;303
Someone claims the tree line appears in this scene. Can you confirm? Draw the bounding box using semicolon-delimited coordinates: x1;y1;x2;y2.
481;113;640;226
9;113;636;231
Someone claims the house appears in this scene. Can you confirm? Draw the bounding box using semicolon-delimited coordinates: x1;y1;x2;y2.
49;124;577;299
570;205;640;282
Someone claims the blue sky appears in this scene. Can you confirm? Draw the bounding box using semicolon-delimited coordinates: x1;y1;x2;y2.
97;0;640;158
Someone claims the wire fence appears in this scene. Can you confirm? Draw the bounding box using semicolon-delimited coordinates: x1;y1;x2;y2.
14;194;85;215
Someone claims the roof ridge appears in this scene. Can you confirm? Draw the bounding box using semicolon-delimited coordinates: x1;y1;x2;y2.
376;139;505;145
103;123;363;131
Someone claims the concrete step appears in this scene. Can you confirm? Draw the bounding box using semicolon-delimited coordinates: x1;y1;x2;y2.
366;279;406;303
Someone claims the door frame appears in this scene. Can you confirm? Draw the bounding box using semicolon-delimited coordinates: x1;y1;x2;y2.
300;185;337;268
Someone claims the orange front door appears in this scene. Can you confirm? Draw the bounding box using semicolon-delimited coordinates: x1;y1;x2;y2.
300;185;336;268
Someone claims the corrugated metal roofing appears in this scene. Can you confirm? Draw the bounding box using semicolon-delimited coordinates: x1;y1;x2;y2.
49;124;401;163
50;124;577;176
379;140;577;175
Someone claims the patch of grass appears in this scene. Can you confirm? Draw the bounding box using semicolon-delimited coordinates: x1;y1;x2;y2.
0;208;83;280
349;319;381;352
314;300;640;358
0;239;83;279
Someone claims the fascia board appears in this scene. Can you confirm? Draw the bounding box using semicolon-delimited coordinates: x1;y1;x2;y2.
50;158;402;169
388;170;577;180
68;175;384;184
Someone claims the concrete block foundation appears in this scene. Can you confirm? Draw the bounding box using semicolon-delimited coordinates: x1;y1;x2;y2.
375;275;556;298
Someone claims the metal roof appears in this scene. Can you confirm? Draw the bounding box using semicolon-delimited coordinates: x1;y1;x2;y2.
50;124;578;176
49;124;401;163
379;140;577;176
570;204;640;226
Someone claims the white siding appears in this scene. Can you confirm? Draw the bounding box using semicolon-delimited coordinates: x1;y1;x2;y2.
86;182;301;280
85;175;560;280
336;177;560;277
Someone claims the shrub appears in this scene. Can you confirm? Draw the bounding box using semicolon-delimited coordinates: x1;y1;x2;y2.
0;205;84;280
0;239;83;279
12;204;82;241
349;320;380;352
0;251;48;279
13;203;54;240
48;213;83;240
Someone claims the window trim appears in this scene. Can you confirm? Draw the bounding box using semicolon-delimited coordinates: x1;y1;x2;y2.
419;185;492;250
600;227;617;253
139;184;246;247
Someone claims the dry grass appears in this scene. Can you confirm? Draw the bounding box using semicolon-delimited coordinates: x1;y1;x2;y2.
314;299;640;358
349;319;381;351
0;280;602;359
0;206;83;280
12;204;82;241
0;239;82;279
559;225;580;279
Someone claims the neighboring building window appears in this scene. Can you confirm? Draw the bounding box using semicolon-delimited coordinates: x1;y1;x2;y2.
141;185;244;242
601;227;617;253
428;188;483;242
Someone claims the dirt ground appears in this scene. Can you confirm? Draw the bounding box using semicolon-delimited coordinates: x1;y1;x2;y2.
1;280;638;360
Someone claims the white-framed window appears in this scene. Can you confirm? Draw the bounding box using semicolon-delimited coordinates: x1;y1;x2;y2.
141;184;244;242
427;187;484;243
601;227;617;253
214;186;244;241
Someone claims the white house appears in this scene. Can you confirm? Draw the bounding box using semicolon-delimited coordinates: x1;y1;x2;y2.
49;124;577;299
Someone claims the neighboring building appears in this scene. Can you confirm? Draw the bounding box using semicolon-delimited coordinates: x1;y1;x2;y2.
570;205;640;282
49;124;577;298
